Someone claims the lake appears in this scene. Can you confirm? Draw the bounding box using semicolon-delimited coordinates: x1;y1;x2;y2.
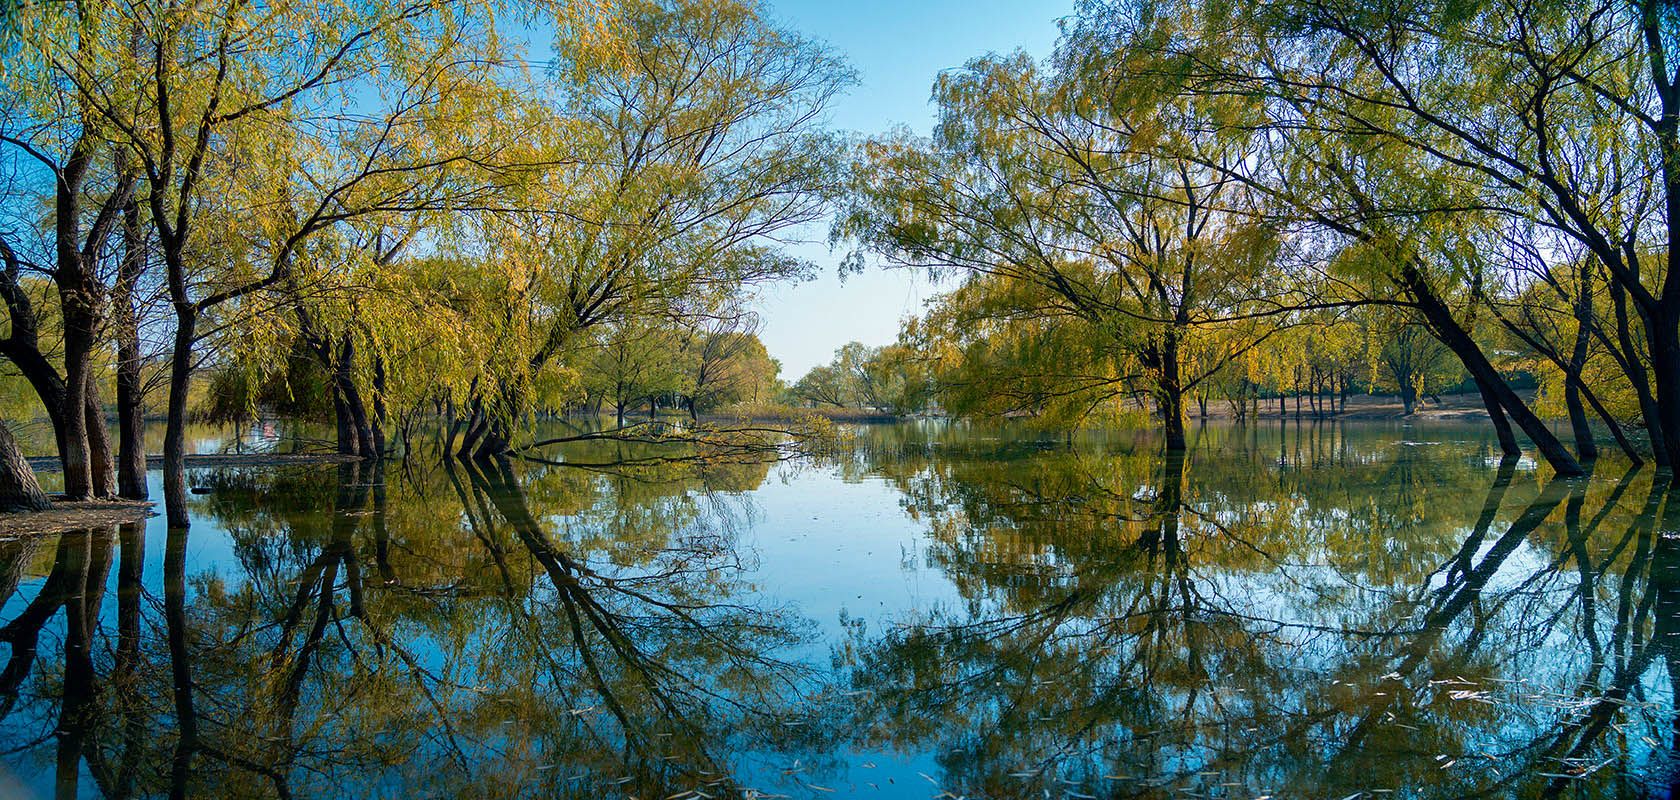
2;420;1676;798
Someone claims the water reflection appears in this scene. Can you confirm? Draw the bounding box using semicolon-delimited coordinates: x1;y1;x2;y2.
2;421;1679;797
834;423;1680;797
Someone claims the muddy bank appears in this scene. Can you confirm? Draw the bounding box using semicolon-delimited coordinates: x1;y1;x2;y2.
0;499;153;538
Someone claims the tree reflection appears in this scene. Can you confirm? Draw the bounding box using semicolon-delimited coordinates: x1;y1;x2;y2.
833;423;1680;797
0;443;812;798
7;423;1680;798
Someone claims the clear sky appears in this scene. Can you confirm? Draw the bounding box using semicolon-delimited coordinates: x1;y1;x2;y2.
751;0;1076;380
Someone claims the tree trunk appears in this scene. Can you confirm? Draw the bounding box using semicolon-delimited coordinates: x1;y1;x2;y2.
84;377;114;499
473;417;511;459
56;336;93;500
1472;372;1522;458
115;196;147;499
53;141;97;501
114;321;146;499
1402;265;1584;476
332;386;359;456
1565;262;1598;461
335;339;377;459
163;308;196;529
371;355;389;456
1398;376;1417;416
1648;309;1680;476
458;402;487;459
1610;277;1667;467
1563;378;1596;461
1156;334;1186;452
0;421;49;512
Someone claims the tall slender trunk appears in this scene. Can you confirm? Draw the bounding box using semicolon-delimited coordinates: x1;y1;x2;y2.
1573;373;1644;464
54;141;96;500
163;307;196;529
371;355;388;456
458;396;493;459
56;313;94;499
115;199;147;500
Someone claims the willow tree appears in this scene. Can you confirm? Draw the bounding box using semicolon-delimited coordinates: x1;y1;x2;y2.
447;0;849;457
35;0;585;526
1090;0;1671;468
0;1;145;499
1053;0;1601;473
676;309;781;418
840;50;1280;449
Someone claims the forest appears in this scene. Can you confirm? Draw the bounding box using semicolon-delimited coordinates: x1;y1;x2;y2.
3;0;1680;529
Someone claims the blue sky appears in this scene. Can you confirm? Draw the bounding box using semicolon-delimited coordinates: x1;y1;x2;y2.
752;0;1075;380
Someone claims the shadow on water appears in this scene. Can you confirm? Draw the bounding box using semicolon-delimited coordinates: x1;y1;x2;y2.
1;420;1679;797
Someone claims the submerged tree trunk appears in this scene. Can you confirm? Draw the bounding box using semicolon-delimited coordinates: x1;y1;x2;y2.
371;355;389;456
1471;373;1522;459
1565;262;1599;461
1402;265;1584;476
337;339;377;458
1648;308;1680;477
332;388;358;456
1609;278;1667;467
1148;332;1187;452
0;421;50;512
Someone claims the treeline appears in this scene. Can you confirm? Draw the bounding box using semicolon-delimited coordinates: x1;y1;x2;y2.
0;0;846;524
832;0;1680;478
787;311;1482;420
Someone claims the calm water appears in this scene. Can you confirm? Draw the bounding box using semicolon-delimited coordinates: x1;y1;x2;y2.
3;420;1678;798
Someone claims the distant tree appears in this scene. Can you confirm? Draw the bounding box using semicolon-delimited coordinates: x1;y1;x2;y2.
1380;323;1459;416
679;312;780;417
